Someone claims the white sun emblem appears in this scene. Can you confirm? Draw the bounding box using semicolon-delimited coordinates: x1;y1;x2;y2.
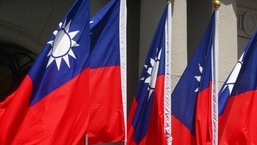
141;48;162;100
46;19;79;70
194;63;203;92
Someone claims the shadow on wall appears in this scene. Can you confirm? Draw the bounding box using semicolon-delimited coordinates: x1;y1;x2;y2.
222;0;237;16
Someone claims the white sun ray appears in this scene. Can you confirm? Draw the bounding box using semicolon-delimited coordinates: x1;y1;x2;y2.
141;48;162;100
46;19;79;70
194;63;203;92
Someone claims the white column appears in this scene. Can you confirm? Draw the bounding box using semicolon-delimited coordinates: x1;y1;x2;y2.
171;0;187;89
218;0;237;87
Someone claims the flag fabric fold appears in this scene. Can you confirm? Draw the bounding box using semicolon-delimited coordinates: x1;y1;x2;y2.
127;2;172;145
0;0;90;144
218;31;257;145
87;0;127;144
171;11;217;145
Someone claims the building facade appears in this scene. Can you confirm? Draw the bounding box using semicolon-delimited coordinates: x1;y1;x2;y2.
0;0;256;144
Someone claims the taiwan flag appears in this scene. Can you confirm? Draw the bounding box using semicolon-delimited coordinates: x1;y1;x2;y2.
127;2;172;145
87;0;127;144
218;31;257;144
171;11;217;145
0;0;90;144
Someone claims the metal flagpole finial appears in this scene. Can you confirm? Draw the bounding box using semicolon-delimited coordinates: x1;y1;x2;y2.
167;0;173;3
213;0;221;8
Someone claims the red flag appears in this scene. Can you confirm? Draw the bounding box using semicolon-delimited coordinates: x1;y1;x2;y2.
0;0;90;144
127;2;172;145
218;31;257;144
87;0;127;144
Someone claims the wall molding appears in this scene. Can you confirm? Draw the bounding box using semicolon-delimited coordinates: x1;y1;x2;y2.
238;6;257;38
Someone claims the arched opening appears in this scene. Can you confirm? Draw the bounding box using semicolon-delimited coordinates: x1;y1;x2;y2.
0;43;36;102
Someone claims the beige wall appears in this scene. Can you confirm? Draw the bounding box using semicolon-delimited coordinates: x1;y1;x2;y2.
218;0;238;87
237;0;257;55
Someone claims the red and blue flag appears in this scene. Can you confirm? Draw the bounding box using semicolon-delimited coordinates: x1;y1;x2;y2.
0;0;90;144
128;3;172;145
87;0;127;144
171;11;216;145
218;31;257;144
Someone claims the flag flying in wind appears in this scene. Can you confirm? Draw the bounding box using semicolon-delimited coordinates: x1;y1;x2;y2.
218;34;251;116
87;0;127;144
0;0;90;144
171;11;216;145
218;31;257;144
127;2;172;145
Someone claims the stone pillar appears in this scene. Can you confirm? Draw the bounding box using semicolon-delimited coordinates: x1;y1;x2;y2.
218;0;238;87
171;0;187;89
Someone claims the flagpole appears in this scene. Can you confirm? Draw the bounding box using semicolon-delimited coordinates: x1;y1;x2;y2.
85;134;88;145
119;0;127;144
212;1;221;145
165;0;173;145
